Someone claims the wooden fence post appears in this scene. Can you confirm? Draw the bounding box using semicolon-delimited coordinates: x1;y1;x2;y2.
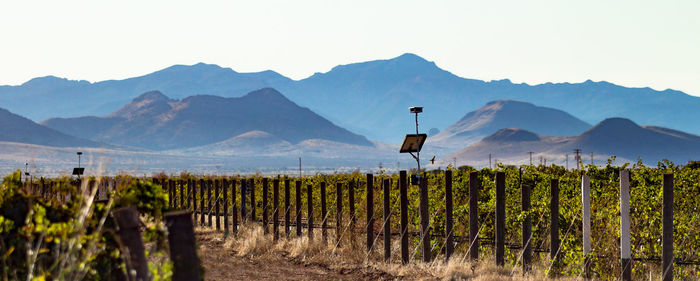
399;171;409;264
223;178;229;233
240;178;247;222
113;206;151;281
469;171;479;261
550;179;560;268
179;179;185;209
366;174;374;252
263;178;269;234
165;210;202;281
581;175;591;279
445;170;454;261
207;179;213;227
307;184;313;239
522;183;532;273
419;173;431;262
336;182;343;245
215;179;220;231
383;178;391;262
495;171;505;266
349;179;355;228
620;170;631;281
285;179;291;237
296;180;302;237
321;182;327;244
273;178;280;240
199;179;205;227
168;179;174;208
249;178;255;222
186;179;192;210
232;179;238;233
662;173;673;281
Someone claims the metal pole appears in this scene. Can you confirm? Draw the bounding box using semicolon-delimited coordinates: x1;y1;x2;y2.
415;112;420;173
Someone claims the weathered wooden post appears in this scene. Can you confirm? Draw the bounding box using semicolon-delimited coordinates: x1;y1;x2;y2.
419;173;431;262
445;170;454;260
296;180;302;237
232;179;237;233
366;174;374;252
581;175;591;279
179;179;185;209
168;179;174;208
349;180;356;228
240;178;247;222
263;178;269;234
469;171;479;261
249;178;255;221
307;184;313;239
285;179;291;237
321;182;328;243
199;179;205;226
113;206;151;281
207;179;213;227
550;179;560;267
273;178;280;240
495;171;505;266
187;179;192;210
620;170;631;281
215;179;220;231
400;170;409;264
223;178;229;233
662;173;673;281
522;183;532;273
336;182;343;245
383;178;391;262
165;210;202;281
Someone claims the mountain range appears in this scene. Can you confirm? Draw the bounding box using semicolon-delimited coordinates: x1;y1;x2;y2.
428;100;591;149
444;118;700;167
0;107;100;148
42;88;371;150
1;53;699;144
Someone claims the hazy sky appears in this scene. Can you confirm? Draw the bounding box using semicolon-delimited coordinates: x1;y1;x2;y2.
1;0;699;96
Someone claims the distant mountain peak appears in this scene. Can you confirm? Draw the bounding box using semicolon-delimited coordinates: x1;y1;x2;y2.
393;53;428;62
20;76;89;87
132;90;171;103
240;87;291;103
583;117;640;136
483;128;540;143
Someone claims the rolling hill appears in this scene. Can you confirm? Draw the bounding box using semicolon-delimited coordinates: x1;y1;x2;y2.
443;118;700;167
429;100;590;149
42;88;372;150
0;107;100;148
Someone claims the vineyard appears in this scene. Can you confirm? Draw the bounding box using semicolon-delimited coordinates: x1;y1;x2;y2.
1;159;699;280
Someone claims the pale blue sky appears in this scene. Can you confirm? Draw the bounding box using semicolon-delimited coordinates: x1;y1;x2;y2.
1;0;699;96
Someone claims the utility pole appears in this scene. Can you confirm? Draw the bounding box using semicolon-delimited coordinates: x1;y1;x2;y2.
590;152;594;166
298;157;302;178
566;154;569;170
574;149;582;169
489;154;492;169
528;151;533;165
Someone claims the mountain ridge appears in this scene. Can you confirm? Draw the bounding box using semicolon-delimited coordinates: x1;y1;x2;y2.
445;117;700;167
43;88;373;150
2;53;699;143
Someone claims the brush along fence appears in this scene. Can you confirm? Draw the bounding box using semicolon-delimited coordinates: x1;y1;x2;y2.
20;166;700;280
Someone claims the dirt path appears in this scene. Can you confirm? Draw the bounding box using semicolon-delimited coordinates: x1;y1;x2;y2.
196;231;403;281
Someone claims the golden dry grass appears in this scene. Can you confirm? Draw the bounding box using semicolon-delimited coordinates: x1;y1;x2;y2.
195;224;582;281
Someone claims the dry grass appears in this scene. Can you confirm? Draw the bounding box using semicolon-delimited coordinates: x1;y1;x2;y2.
196;224;581;281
